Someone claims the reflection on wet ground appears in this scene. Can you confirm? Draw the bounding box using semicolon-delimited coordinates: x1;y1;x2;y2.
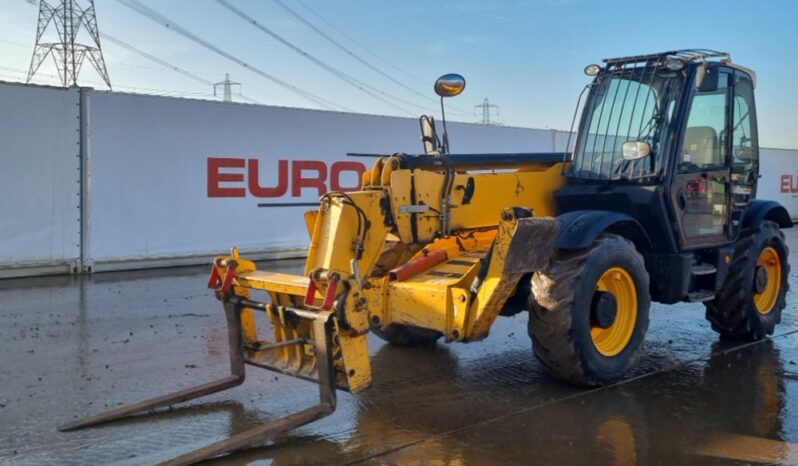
1;229;798;465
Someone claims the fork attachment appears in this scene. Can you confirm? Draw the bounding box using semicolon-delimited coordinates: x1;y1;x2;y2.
58;295;338;466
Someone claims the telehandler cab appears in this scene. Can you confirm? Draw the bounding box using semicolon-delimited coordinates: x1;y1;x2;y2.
61;50;791;465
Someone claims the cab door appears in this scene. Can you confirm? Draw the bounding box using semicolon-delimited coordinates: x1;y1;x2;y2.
727;71;759;239
671;68;733;249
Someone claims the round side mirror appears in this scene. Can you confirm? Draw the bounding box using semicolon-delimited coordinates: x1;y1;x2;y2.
434;74;466;98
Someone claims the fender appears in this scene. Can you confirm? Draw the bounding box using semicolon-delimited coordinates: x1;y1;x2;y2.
555;210;653;250
742;199;793;229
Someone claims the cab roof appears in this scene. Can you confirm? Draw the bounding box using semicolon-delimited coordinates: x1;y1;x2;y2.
600;49;755;88
602;49;731;66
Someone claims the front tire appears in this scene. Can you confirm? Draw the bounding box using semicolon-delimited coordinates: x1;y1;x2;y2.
705;221;789;340
529;234;651;386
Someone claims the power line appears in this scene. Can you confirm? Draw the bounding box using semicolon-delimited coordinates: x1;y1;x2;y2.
19;0;261;103
237;93;258;104
274;0;478;115
116;0;341;110
114;0;351;111
214;0;422;116
0;38;31;48
17;0;465;118
12;4;220;80
293;0;427;87
272;0;436;105
102;42;267;103
99;33;214;87
1;64;218;98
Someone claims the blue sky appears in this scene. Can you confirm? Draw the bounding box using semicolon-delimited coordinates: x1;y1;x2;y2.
2;0;797;148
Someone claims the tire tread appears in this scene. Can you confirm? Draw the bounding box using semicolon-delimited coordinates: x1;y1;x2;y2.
529;234;649;386
705;221;789;340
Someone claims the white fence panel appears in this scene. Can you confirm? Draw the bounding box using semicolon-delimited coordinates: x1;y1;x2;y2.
0;83;81;276
86;92;569;269
758;148;798;220
4;80;795;277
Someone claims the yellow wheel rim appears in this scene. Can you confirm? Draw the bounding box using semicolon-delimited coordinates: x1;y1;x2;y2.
591;267;638;357
754;247;781;315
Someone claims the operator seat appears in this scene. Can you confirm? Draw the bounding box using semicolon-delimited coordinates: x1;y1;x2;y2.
683;126;720;167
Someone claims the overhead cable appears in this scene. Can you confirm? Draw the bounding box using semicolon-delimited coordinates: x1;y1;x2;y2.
115;0;351;111
293;0;427;86
272;0;436;105
99;33;215;87
214;0;423;116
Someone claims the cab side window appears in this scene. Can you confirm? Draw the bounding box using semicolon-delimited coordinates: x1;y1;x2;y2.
731;73;758;203
680;72;729;171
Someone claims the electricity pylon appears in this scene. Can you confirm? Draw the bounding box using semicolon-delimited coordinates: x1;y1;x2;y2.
26;0;112;89
474;98;498;125
214;73;241;102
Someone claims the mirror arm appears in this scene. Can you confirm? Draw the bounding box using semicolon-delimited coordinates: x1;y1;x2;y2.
440;96;449;154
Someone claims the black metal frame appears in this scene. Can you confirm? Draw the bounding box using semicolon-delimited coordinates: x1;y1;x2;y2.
398;152;568;170
347;152;570;169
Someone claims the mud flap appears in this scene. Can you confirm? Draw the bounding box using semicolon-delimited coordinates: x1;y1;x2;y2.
464;215;559;340
503;217;559;273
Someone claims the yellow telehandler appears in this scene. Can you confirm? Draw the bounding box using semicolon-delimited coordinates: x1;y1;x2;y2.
60;50;791;465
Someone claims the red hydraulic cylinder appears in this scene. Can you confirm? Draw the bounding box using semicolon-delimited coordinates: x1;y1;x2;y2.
389;249;448;281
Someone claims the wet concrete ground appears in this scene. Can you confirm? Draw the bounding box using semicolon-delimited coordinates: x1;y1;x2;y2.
2;230;798;465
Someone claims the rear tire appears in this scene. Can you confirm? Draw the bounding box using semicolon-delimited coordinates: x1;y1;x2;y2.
371;323;442;347
705;221;789;340
529;234;650;386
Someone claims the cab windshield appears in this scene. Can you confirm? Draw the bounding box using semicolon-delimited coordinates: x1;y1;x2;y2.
570;66;685;180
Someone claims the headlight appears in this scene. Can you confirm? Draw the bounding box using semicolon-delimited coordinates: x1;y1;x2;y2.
664;58;684;71
584;64;602;76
